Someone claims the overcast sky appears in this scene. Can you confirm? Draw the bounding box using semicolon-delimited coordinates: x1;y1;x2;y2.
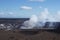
0;0;60;18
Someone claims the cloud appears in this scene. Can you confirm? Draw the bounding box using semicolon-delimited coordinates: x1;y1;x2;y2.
57;11;60;15
20;6;32;10
55;11;60;22
29;0;45;2
39;8;60;22
0;12;17;17
8;12;14;15
0;12;4;15
39;8;49;22
39;6;42;8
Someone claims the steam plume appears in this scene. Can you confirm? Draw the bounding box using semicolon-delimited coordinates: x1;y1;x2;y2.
20;8;60;29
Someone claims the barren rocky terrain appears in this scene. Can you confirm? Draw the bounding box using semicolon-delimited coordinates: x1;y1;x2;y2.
0;30;60;40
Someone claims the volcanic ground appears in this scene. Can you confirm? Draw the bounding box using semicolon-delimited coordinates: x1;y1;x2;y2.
0;30;60;40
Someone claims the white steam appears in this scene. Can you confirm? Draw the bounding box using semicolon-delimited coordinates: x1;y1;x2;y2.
20;8;60;29
21;15;38;29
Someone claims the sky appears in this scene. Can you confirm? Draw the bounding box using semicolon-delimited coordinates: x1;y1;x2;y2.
0;0;60;18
